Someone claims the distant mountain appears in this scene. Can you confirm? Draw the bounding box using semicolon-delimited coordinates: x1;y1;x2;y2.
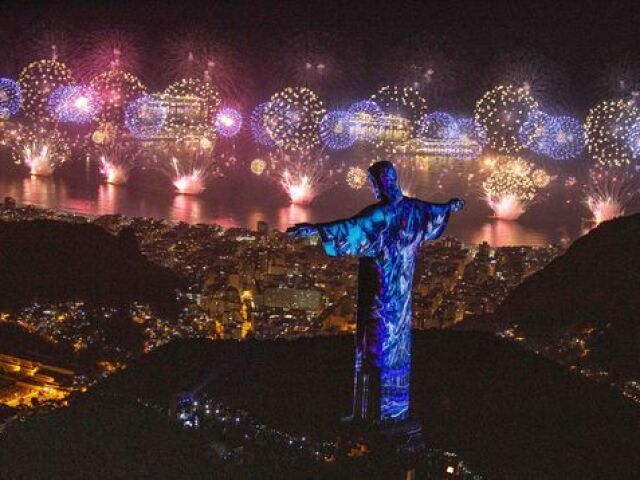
491;213;640;378
0;220;183;309
86;332;640;479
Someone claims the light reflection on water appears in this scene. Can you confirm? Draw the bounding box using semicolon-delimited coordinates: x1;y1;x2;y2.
0;167;586;247
472;220;552;247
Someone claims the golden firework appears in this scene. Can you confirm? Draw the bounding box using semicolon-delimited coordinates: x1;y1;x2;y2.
474;85;539;154
346;166;368;189
90;69;147;123
164;77;221;124
18;59;74;121
250;158;267;176
264;86;325;152
584;99;638;168
531;168;551;188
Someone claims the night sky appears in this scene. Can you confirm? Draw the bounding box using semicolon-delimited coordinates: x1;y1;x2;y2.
2;0;640;112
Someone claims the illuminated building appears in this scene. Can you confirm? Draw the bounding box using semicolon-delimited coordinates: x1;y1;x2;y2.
348;113;412;145
260;287;323;312
150;94;208;139
257;221;269;234
389;137;483;160
376;114;413;144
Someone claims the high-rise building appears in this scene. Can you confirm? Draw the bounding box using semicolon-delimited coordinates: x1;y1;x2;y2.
257;220;269;234
3;197;16;210
260;287;323;311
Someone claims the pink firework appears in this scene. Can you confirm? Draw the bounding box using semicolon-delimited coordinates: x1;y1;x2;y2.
145;135;220;195
172;167;207;196
584;168;636;225
586;196;625;226
77;29;141;80
164;31;242;98
100;160;130;185
281;171;316;205
164;32;209;80
93;124;139;185
9;125;71;176
486;195;527;221
268;149;340;205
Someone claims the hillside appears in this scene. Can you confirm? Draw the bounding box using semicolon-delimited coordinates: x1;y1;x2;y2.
0;395;217;479
0;220;182;309
89;332;640;479
492;213;640;377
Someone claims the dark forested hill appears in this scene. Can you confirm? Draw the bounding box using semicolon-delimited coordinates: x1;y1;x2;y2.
492;213;640;377
0;395;217;480
86;332;640;479
0;220;182;309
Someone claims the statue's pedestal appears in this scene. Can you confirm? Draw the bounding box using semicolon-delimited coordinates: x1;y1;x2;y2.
335;418;425;477
375;419;425;457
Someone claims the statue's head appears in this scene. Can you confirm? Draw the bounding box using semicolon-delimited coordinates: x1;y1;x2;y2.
368;160;403;202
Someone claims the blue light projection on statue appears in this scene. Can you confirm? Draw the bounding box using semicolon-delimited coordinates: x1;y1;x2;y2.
288;161;464;424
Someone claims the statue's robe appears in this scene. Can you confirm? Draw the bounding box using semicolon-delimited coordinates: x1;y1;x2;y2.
317;198;451;423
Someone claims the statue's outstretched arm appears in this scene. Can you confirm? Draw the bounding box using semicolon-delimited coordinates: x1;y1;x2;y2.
421;198;464;241
288;205;387;257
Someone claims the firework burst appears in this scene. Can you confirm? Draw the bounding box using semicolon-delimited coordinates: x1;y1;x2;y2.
474;85;539;154
263;87;325;153
214;107;243;138
585;99;638;168
146;134;220;195
267;149;338;204
518;111;557;154
531;168;552;188
584;167;637;225
319;110;356;150
545;115;586;161
483;171;537;220
250;102;277;148
480;156;546;220
370;85;428;126
0;78;22;118
250;158;267;175
164;77;221;125
90;69;147;124
8;124;71;176
124;95;168;139
18;59;74;122
47;84;102;124
345;165;368;189
93;122;139;185
77;29;141;80
452;117;488;160
347;100;387;142
417;111;459;140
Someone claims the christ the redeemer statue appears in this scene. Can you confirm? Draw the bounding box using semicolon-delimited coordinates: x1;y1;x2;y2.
288;160;464;425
